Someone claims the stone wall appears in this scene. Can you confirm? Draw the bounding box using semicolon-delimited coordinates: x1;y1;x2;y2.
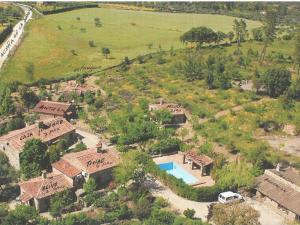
0;141;20;169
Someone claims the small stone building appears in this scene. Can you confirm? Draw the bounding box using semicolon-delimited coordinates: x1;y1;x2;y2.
183;151;213;176
0;117;75;169
256;166;300;221
53;143;120;186
32;100;75;120
19;143;119;212
149;99;187;124
19;171;74;212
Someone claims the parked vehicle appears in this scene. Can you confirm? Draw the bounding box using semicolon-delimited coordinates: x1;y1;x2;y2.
218;191;243;204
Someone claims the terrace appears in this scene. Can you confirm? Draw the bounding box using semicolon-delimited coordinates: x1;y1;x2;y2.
153;152;215;187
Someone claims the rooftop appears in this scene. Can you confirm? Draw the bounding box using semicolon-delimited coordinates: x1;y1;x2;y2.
0;117;75;152
256;169;300;215
19;172;73;201
149;101;185;115
52;158;81;178
32;100;72;116
59;147;119;175
185;151;213;166
62;81;97;95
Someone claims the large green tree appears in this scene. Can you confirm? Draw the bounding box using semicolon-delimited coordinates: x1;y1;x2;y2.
20;139;50;179
261;67;291;97
233;19;248;49
180;26;217;48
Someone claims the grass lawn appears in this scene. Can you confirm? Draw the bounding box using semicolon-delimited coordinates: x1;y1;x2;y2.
0;7;261;83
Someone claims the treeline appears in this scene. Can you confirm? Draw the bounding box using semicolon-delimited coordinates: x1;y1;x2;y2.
115;2;300;25
41;3;99;15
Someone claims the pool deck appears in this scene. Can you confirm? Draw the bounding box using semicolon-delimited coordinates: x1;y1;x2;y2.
153;153;215;187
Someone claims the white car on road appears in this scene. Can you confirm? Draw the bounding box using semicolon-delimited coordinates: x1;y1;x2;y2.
218;191;243;204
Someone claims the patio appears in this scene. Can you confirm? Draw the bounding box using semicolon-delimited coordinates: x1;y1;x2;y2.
153;152;215;187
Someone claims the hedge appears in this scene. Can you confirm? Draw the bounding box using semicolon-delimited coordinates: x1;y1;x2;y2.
42;4;99;15
0;25;13;45
146;157;225;202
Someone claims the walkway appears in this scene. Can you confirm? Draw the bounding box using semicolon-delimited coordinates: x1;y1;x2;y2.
0;3;33;69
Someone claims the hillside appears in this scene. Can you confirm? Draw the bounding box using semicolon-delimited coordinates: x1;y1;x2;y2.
0;7;260;83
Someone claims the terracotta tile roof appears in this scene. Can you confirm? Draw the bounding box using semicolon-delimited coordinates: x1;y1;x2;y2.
32;100;72;116
19;172;73;201
0;117;75;152
149;102;185;115
256;173;300;215
52;159;81;178
185;151;213;166
61;148;119;175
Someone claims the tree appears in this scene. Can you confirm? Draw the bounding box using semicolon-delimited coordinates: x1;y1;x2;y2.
89;116;108;133
211;203;260;225
260;8;278;61
20;139;50;179
261;67;291;97
180;26;217;48
83;178;97;206
0;153;16;198
183;208;195;219
294;26;300;76
233;19;248;49
102;47;110;59
252;27;263;41
50;190;74;218
181;56;205;81
227;31;234;43
114;151;146;187
2;205;39;225
0;85;15;116
94;17;101;27
132;196;152;219
215;31;226;44
18;86;39;111
88;40;95;47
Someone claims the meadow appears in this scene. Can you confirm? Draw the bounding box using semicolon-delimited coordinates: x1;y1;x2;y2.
0;7;261;83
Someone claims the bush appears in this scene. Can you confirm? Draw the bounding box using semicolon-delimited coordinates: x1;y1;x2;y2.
183;208;195;219
148;138;181;155
42;4;98;15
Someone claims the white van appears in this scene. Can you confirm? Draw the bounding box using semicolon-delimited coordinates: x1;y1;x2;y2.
218;191;243;204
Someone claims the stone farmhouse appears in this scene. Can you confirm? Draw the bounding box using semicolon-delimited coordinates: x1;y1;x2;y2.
32;100;75;121
149;99;187;124
60;80;97;96
256;165;300;222
0;117;75;169
19;144;119;212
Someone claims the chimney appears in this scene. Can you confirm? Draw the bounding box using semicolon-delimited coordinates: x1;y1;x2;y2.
276;163;282;172
45;97;49;101
42;170;47;179
96;142;103;153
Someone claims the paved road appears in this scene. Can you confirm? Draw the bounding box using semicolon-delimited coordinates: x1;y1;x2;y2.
0;3;33;69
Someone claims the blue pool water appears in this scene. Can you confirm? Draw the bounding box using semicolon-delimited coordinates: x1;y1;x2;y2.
158;162;199;185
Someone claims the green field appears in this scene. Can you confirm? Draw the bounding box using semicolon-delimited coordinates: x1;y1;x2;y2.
0;7;261;83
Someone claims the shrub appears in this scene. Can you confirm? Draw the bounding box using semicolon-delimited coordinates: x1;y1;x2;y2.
183;208;195;219
148;138;181;155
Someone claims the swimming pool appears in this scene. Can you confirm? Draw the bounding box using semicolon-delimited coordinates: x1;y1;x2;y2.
158;162;199;185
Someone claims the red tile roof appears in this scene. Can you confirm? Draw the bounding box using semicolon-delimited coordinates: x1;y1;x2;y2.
52;159;81;178
19;172;73;201
0;117;75;152
185;151;213;166
32;100;72;116
61;148;119;175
